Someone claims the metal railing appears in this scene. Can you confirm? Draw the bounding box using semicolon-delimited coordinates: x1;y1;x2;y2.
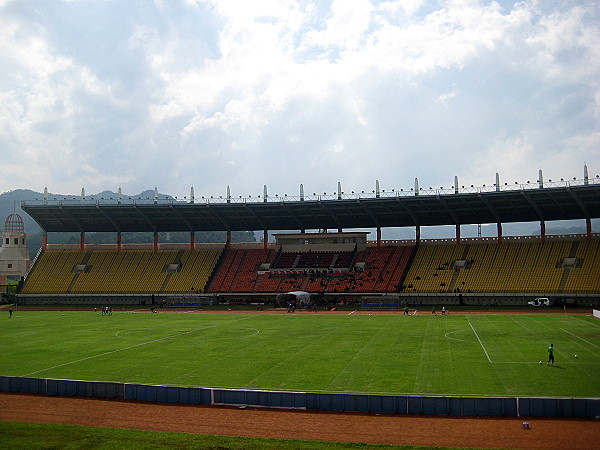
21;177;600;207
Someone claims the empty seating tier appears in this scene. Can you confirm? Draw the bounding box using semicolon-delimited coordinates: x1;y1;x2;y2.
20;238;600;297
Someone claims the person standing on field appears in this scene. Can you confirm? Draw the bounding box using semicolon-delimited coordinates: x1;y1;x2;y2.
547;343;554;365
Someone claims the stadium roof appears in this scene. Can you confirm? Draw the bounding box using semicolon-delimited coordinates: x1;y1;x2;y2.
21;183;600;234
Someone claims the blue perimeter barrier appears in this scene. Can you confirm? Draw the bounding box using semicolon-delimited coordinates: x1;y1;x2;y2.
1;376;599;418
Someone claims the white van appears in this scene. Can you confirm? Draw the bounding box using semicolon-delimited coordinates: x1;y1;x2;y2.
528;297;550;307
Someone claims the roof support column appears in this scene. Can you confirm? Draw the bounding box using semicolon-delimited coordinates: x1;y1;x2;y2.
376;227;381;247
263;230;269;249
226;231;232;247
80;232;85;251
586;218;592;241
116;232;122;251
455;224;461;245
190;232;195;250
153;232;159;251
540;221;546;243
415;226;420;244
42;232;47;251
497;223;502;244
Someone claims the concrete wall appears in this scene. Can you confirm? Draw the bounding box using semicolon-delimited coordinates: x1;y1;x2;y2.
2;376;598;418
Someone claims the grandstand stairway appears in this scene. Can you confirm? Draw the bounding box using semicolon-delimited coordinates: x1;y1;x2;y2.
396;246;417;292
252;272;266;293
159;250;185;292
558;240;580;293
447;245;471;293
229;251;248;288
66;251;92;293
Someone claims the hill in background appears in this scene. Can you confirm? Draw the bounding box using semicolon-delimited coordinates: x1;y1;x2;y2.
0;189;256;260
0;188;596;261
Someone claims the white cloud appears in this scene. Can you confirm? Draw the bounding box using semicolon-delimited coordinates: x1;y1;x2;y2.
0;0;598;199
438;89;458;105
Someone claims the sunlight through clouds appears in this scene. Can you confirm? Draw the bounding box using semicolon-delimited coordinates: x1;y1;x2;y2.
0;0;598;197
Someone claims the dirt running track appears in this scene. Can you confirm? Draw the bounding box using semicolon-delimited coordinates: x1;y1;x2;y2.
2;307;599;449
1;393;599;449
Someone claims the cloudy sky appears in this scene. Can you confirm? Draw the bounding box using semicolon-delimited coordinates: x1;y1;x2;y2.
1;0;599;199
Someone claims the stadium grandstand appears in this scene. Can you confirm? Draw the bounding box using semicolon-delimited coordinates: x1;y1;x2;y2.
16;169;600;308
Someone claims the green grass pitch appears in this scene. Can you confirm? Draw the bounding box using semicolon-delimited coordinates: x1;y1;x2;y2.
2;310;599;398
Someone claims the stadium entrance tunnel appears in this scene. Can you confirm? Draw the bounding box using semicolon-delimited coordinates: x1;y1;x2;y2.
276;291;310;308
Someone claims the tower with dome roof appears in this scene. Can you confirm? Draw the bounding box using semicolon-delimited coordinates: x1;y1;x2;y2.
0;213;31;282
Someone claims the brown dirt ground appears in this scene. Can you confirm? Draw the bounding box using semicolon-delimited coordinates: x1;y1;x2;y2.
1;393;599;449
2;306;598;449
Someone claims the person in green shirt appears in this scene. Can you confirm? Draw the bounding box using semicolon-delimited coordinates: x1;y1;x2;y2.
404;305;409;315
547;344;554;365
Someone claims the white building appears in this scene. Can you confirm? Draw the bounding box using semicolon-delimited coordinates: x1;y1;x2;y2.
0;213;31;280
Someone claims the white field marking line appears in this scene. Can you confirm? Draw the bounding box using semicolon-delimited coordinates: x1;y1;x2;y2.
21;316;254;377
561;328;598;348
122;327;261;342
573;315;600;328
506;315;536;334
444;330;476;344
348;310;356;315
114;323;183;339
161;328;261;383
467;318;492;363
